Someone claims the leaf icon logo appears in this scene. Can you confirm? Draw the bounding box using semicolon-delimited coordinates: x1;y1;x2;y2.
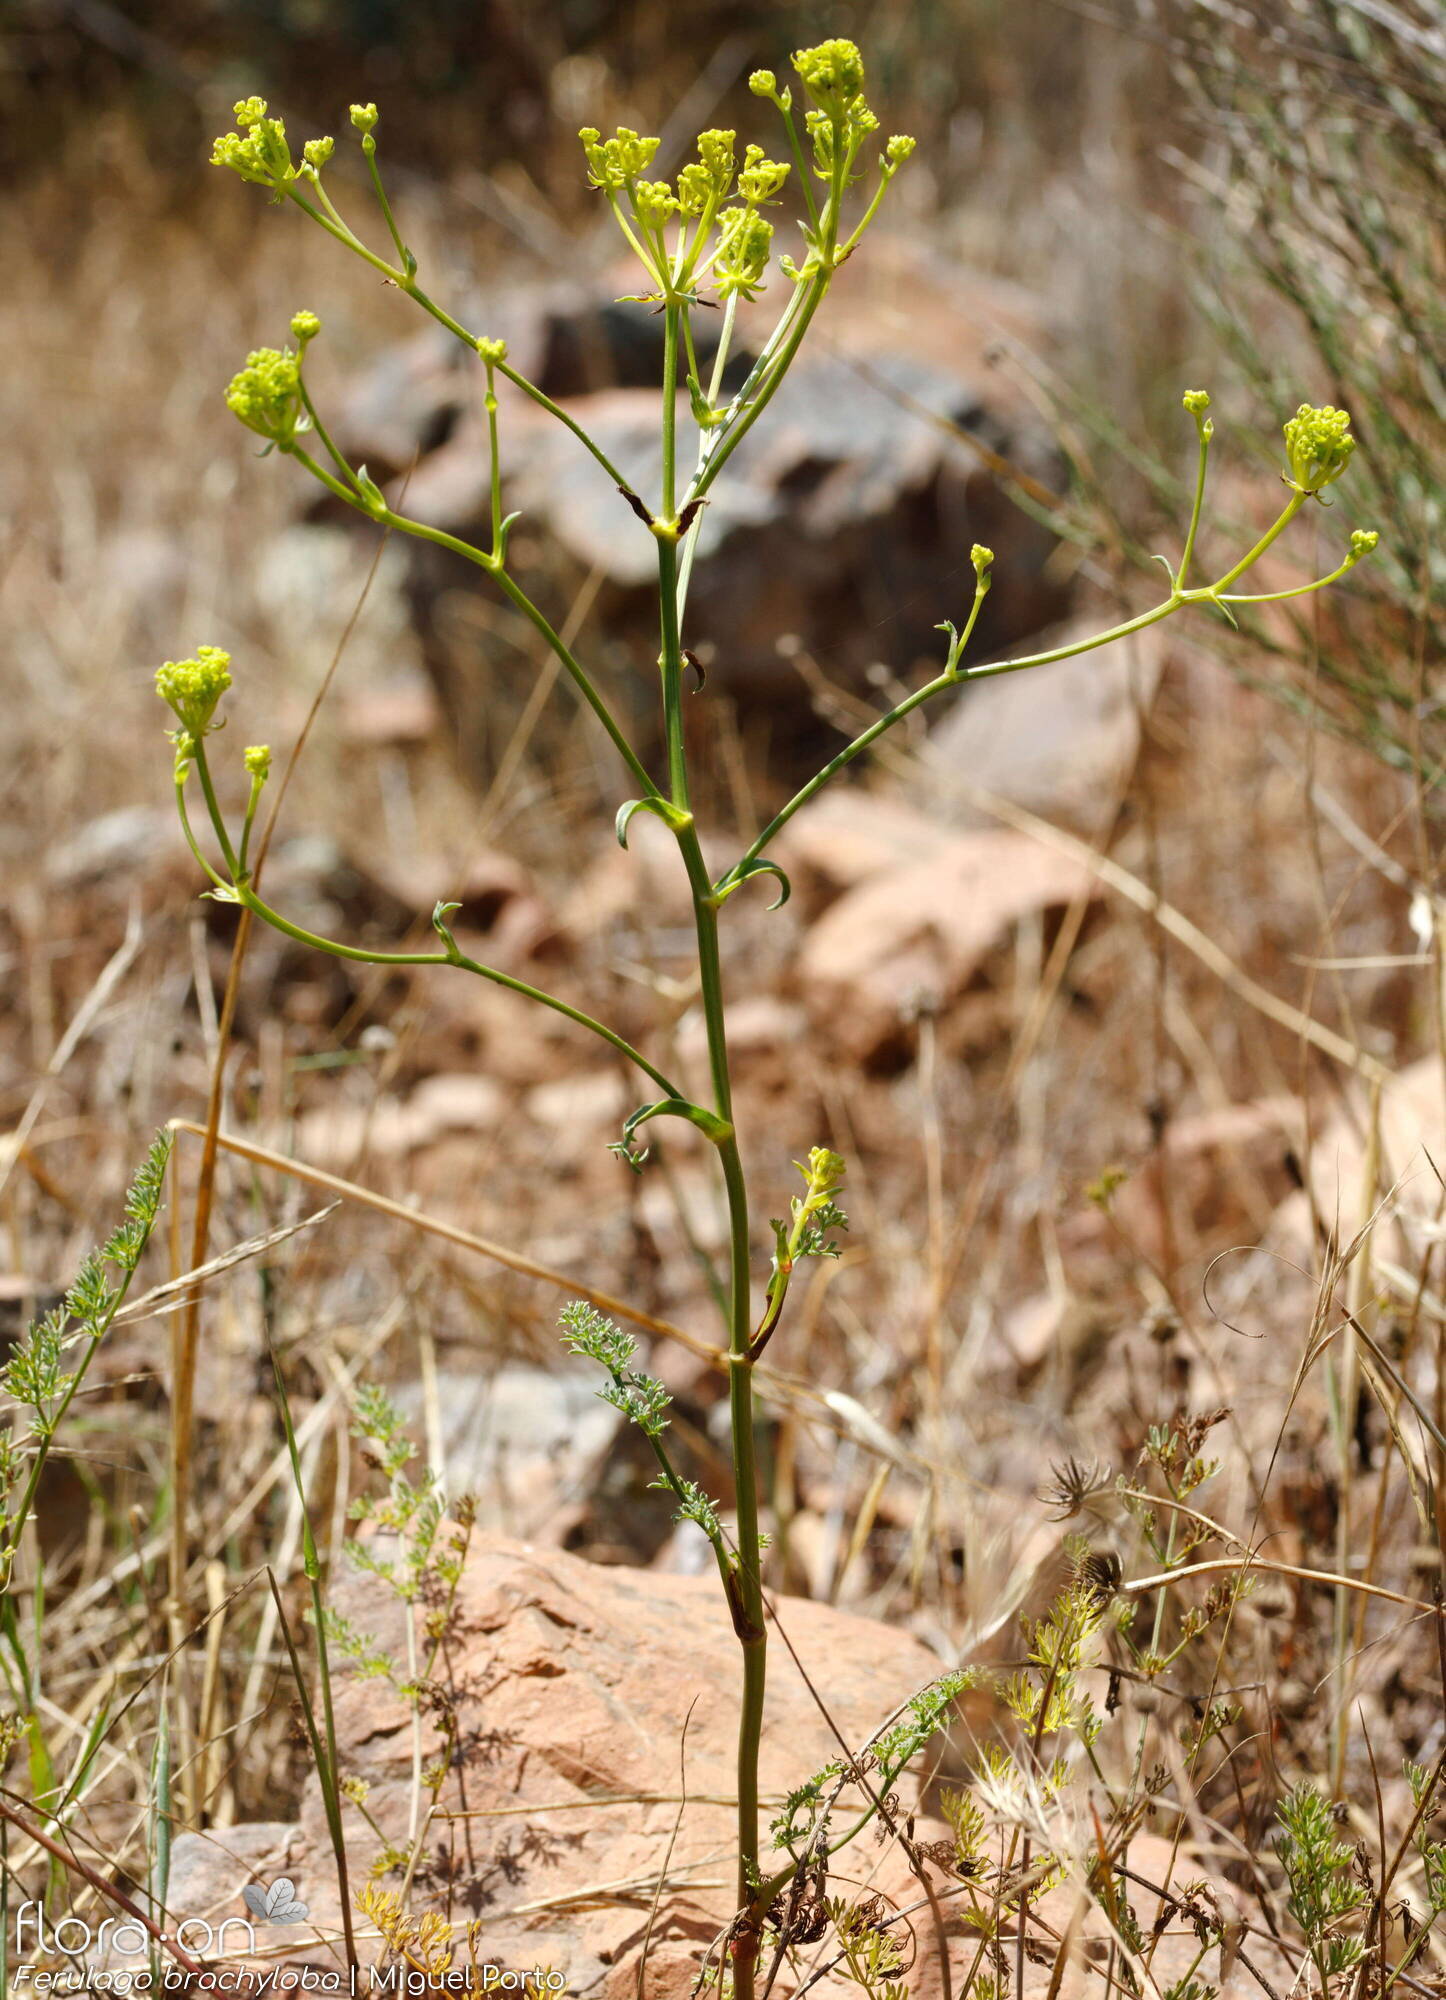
242;1877;310;1924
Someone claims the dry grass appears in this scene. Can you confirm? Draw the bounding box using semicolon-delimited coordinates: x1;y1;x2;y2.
1;44;1444;1996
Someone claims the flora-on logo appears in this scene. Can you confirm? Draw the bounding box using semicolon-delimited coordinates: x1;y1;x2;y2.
242;1877;310;1925
15;1901;255;1958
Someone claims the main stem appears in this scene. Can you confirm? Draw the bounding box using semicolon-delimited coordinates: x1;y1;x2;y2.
679;781;767;2000
658;300;764;1989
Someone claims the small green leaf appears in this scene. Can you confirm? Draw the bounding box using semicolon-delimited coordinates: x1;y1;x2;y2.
714;857;791;910
616;795;693;848
623;1097;734;1148
432;899;463;960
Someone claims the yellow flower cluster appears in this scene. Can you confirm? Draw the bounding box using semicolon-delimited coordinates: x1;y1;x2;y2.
154;646;231;736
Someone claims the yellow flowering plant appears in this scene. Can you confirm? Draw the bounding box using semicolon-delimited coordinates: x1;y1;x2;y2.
158;37;1381;1995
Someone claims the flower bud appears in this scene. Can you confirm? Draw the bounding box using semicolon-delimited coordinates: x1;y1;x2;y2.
212;99;295;188
749;69;777;97
1182;388;1210;415
476;335;508;365
1348;528;1379;560
792;38;866;115
244;744;272;781
885;134;916;166
303;136;334;171
156;646;233;737
579;125;660;191
290;309;321;344
225;346;305;447
801;1146;846;1194
696;129;735;185
676;163;714;217
971;544;995;586
631;179;679;230
1283;402;1356;494
349;102;379;134
613;127;659;177
714;206;774;300
738;144;790;206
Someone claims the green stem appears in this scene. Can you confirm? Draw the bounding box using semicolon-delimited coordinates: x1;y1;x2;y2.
1220;552;1362;603
608;188;665;285
686;271;830;505
219;877;680;1098
482;360;504;557
677;294;738;620
182;758;678;1094
297;382;359;491
373;263;637;494
362;136;412;273
635;1412;734;1596
175;776;231;893
236;777;265;877
192;751;240;879
491;565;658;797
284;184;399;283
309;176;362;247
1212;490;1307;591
680;309;704;408
658;540;690;809
1177;426;1211;587
732;596;1183;879
286;444;659;796
658;419;763;1961
661;299;681;523
778;100;820;231
685;834;764;1958
839;160;902;258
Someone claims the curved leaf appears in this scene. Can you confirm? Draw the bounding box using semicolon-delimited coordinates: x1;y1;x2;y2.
431;899;463;961
615;795;693;848
714;856;792;911
623;1097;734;1148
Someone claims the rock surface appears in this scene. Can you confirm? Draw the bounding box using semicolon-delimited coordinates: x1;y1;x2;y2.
921;619;1166;835
779;800;1097;1061
390;1366;622;1540
297;1536;948;1997
189;1539;1277;2000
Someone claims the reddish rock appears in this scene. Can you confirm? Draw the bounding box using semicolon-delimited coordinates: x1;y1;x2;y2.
793;825;1096;1061
296;1536;948;1996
